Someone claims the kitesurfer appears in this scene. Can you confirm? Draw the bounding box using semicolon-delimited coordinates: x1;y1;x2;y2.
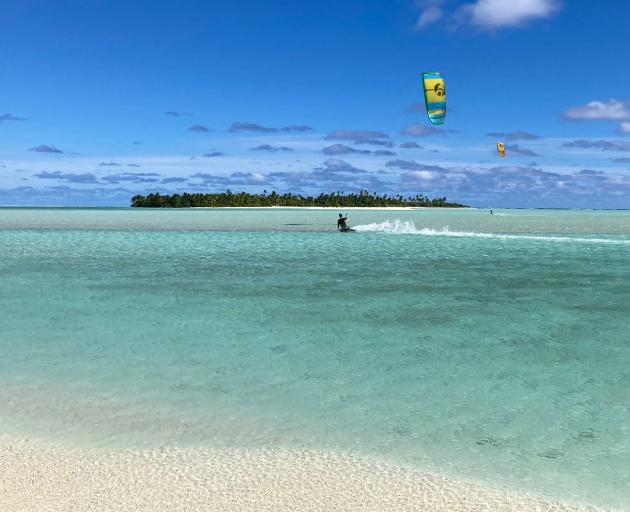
337;213;349;231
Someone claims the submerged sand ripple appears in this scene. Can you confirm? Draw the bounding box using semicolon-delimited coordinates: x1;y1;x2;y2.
0;438;606;512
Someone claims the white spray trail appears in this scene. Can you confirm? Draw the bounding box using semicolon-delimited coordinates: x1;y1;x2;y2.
352;220;630;245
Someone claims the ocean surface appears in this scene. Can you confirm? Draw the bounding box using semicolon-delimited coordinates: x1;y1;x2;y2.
1;207;629;509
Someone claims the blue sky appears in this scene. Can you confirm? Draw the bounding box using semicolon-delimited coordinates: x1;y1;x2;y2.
2;0;630;207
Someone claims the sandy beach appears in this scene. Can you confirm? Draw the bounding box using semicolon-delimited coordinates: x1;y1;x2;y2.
0;437;606;512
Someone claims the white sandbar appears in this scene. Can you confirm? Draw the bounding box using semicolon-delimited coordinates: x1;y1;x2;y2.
0;437;606;512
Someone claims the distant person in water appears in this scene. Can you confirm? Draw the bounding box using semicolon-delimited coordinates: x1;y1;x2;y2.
490;209;494;215
337;213;349;231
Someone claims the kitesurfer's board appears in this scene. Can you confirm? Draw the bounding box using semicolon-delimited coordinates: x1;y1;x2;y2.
340;228;356;232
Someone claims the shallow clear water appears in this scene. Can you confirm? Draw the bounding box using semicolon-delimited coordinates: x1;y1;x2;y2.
1;207;629;509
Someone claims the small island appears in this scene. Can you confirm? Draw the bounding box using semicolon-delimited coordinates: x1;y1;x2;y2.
131;190;467;208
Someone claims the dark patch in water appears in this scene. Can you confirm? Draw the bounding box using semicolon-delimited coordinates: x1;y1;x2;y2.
335;352;353;363
401;346;432;360
538;448;563;459
301;371;325;381
522;379;541;391
575;428;597;442
390;424;413;437
270;344;287;354
476;436;500;447
170;382;190;392
207;383;229;394
170;381;229;394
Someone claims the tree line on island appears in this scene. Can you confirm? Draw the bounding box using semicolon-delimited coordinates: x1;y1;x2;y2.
131;190;466;208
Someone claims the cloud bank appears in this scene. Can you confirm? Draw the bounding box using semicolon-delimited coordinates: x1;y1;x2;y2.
322;144;396;157
30;145;63;154
487;130;541;141
188;124;210;133
504;144;540;157
250;145;293;152
281;125;313;132
562;140;630;152
0;113;25;123
325;130;389;141
229;122;278;133
400;124;442;137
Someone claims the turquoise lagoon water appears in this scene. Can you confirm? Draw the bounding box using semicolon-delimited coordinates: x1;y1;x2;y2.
1;207;629;509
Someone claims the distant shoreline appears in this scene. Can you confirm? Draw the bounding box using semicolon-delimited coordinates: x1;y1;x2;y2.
189;206;475;210
0;205;474;210
130;191;467;208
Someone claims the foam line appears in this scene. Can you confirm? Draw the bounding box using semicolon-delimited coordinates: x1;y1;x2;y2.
352;220;630;245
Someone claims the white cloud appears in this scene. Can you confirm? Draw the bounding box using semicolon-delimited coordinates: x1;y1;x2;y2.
415;0;561;31
463;0;561;29
564;99;630;122
564;99;630;134
416;6;443;29
408;170;436;180
414;0;445;30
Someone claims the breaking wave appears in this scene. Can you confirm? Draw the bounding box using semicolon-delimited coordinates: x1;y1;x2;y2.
352;220;630;245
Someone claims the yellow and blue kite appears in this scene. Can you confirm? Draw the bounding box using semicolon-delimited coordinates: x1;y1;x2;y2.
422;71;446;125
